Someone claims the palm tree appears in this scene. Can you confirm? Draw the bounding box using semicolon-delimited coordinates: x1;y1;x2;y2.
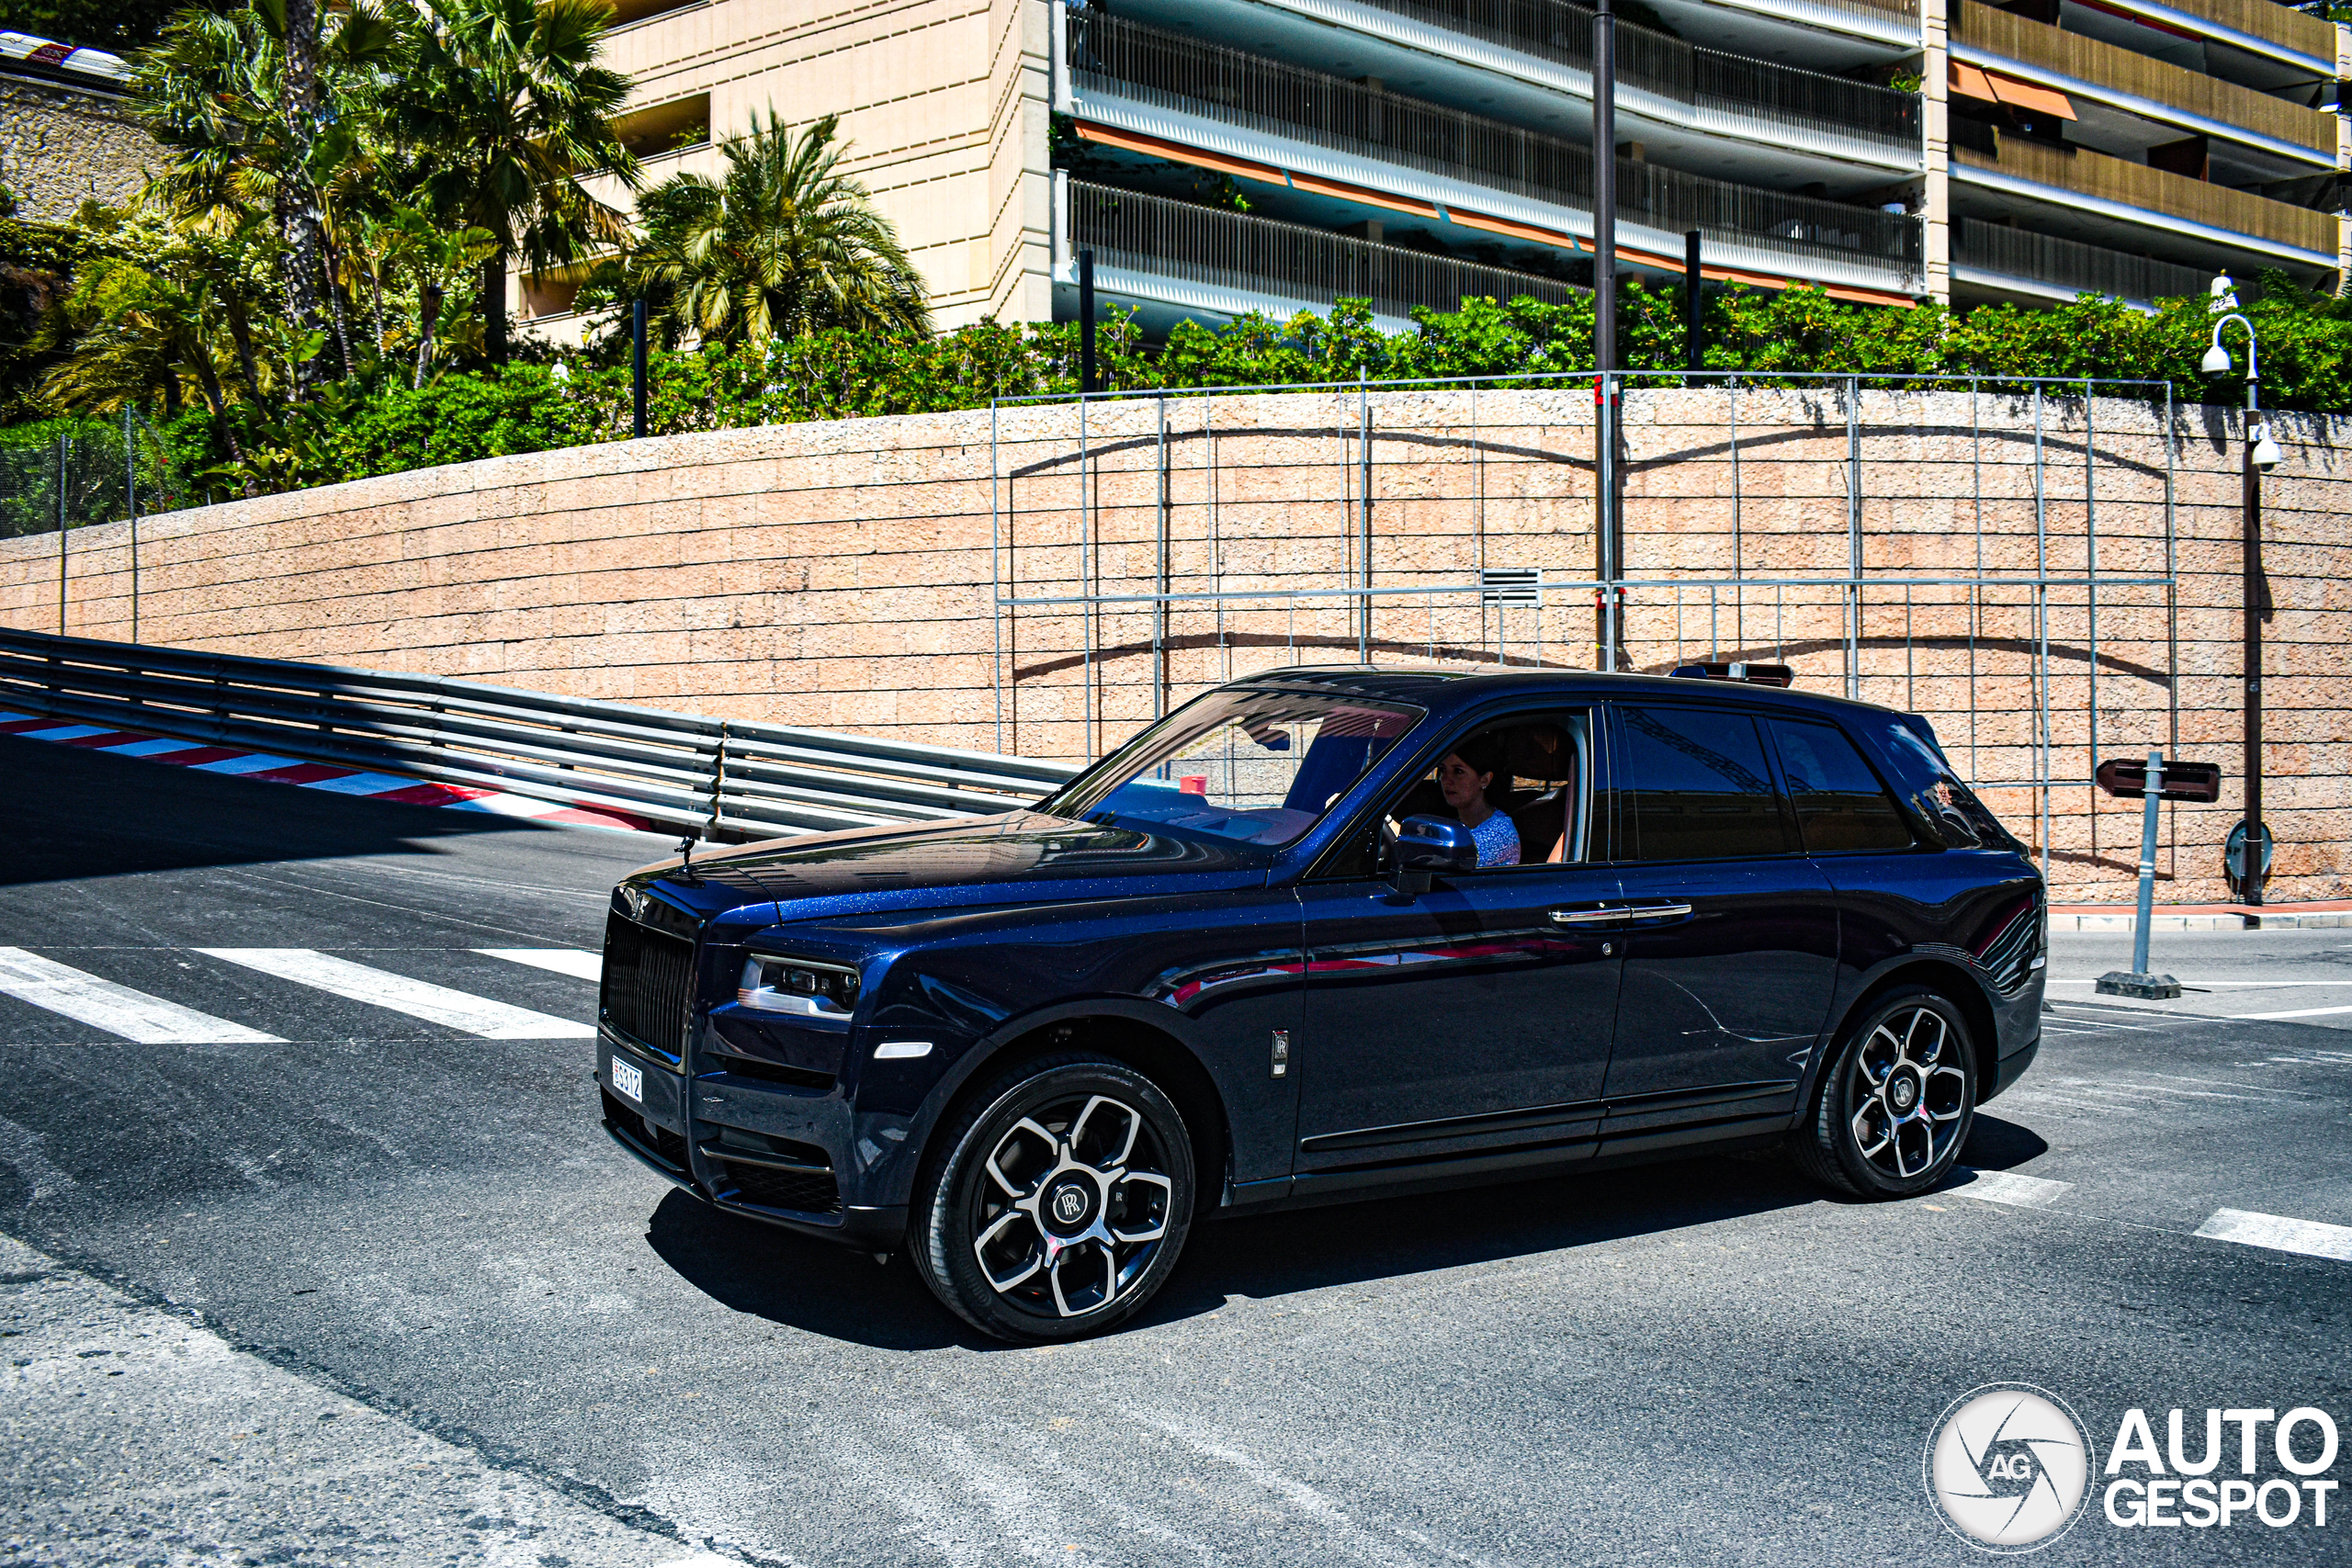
388;0;640;365
134;0;401;383
630;111;932;345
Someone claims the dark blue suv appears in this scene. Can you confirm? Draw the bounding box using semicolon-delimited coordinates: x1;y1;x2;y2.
597;667;2044;1340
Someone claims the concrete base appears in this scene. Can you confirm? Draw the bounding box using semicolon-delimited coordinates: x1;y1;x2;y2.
2097;970;2184;999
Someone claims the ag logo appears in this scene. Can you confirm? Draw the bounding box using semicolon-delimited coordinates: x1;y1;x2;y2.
1925;1384;2093;1552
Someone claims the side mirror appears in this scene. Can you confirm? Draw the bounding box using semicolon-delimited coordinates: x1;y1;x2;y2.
1385;813;1478;893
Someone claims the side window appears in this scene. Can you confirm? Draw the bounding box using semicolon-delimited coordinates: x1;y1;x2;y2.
1770;720;1915;854
1314;710;1594;877
1616;706;1791;863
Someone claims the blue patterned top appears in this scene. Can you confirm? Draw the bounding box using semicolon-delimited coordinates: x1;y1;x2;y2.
1469;810;1521;867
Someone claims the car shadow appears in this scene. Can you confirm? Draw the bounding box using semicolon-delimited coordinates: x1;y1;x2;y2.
650;1117;2067;1349
1957;1114;2051;1172
647;1147;1842;1350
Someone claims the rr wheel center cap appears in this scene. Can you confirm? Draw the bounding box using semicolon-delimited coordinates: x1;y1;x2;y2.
1044;1179;1096;1235
1887;1070;1920;1113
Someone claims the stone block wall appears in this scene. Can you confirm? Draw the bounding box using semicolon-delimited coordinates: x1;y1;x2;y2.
2;386;2344;906
0;79;153;221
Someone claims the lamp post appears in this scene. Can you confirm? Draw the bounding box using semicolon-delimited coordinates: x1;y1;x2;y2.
1591;0;1620;671
2202;294;2280;904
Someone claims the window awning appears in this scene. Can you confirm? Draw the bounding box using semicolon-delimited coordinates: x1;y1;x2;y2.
1950;61;2076;121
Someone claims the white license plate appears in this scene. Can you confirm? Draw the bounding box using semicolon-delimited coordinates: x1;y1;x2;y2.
611;1057;644;1102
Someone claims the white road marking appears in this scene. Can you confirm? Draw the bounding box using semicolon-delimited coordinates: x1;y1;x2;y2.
197;949;594;1039
0;948;280;1044
1951;1168;2075;1208
477;947;604;982
2046;1013;2162;1032
2193;1208;2352;1262
101;737;209;757
15;724;109;741
2052;979;2352;987
188;753;300;775
297;771;428;795
2232;1003;2352;1021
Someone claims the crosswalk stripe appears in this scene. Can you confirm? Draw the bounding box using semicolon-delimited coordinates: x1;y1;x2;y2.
196;949;594;1039
476;948;603;982
1951;1168;2073;1208
0;948;281;1044
2193;1208;2352;1262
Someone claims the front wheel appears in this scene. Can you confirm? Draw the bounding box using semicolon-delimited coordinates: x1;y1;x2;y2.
1791;987;1975;1199
911;1055;1195;1342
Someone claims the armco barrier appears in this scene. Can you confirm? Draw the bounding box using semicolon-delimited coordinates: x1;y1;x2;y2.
0;628;1079;840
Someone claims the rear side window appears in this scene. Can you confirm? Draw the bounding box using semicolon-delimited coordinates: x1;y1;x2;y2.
1616;706;1791;862
1770;720;1914;853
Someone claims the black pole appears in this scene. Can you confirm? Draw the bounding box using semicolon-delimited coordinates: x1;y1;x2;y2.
631;299;648;440
1593;0;1617;671
1079;247;1097;396
2242;425;2264;906
1684;229;1703;373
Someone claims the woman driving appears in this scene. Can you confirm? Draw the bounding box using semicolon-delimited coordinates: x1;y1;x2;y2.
1435;735;1521;867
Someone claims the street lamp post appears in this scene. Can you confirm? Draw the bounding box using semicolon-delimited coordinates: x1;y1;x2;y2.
2202;296;2281;905
1592;0;1619;671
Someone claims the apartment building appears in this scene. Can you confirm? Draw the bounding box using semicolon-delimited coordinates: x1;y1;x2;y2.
532;0;2348;338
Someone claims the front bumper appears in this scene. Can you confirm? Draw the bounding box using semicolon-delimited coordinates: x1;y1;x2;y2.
597;1026;908;1250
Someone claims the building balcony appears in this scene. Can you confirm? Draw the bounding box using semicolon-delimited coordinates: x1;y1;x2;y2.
1951;0;2336;165
2071;0;2335;77
1161;0;1922;171
1057;178;1582;333
1063;11;1923;296
1951;215;2214;305
1952;127;2335;269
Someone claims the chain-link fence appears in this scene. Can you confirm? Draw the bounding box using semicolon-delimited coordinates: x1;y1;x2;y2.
0;411;190;542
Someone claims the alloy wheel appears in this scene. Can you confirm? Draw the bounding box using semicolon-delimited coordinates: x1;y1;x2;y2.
1848;1004;1970;1181
969;1093;1175;1320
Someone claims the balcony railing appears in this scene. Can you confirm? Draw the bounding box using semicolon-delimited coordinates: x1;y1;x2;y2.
1070;182;1583;319
1955;130;2335;255
1953;216;2212;302
1071;13;1921;278
2097;0;2335;65
1290;0;1919;152
1953;0;2335;157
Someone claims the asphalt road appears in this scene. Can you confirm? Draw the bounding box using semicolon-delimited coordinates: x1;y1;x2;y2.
3;732;2348;1567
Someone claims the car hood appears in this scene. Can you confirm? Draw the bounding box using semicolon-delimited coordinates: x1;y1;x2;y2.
624;810;1273;928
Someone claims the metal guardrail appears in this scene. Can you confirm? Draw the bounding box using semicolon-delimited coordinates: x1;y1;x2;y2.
1071;182;1581;316
1073;12;1922;274
0;628;1078;842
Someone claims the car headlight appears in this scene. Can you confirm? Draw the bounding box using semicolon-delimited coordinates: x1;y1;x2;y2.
737;955;861;1017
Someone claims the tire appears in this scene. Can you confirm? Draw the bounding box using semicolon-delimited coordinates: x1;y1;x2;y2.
1790;987;1976;1200
911;1054;1195;1342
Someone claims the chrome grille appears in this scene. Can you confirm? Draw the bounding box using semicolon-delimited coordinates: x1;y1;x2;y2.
600;908;696;1058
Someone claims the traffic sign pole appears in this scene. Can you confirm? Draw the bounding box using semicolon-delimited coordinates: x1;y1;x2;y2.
2098;748;2182;999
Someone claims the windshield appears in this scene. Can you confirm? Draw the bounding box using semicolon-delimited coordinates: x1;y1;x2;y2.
1045;689;1425;848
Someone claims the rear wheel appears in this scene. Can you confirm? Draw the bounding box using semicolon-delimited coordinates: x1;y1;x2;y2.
911;1055;1195;1342
1791;987;1975;1199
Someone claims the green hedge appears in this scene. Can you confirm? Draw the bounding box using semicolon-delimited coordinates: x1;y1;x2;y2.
15;274;2351;499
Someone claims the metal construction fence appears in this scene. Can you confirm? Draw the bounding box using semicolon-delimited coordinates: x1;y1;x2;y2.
987;372;2193;883
0;628;1076;840
0;410;194;639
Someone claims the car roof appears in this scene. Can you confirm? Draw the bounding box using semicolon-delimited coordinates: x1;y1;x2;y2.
1226;664;1913;724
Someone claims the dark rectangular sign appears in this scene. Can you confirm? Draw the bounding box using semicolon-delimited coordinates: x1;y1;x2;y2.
2095;759;2222;803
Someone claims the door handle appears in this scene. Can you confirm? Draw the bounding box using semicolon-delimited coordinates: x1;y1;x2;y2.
1623;901;1694;919
1549;906;1630;925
